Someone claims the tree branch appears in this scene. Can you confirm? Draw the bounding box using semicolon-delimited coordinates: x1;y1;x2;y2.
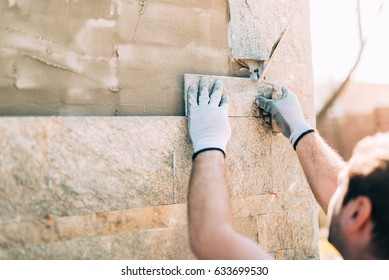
316;0;387;125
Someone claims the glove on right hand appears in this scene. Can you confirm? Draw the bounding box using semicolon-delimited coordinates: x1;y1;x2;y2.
255;87;314;150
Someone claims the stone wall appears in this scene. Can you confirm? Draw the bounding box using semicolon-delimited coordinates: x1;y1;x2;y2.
0;0;319;259
0;0;231;116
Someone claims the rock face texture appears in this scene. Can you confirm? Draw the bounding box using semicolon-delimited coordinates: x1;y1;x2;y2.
0;0;319;259
0;117;318;259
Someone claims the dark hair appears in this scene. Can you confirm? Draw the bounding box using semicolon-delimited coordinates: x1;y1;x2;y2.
342;133;389;259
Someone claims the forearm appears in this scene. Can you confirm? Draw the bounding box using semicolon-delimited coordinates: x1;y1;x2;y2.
188;150;270;259
188;151;232;257
296;132;346;213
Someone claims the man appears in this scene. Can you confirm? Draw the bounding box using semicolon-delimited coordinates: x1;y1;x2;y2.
187;77;389;260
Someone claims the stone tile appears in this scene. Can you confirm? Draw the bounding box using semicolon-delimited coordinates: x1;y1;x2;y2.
0;115;318;260
20;235;115;260
232;216;258;244
112;226;195;260
228;0;311;64
231;194;274;218
270;134;310;193
227;118;272;197
228;0;286;60
256;211;319;259
0;203;188;259
267;1;313;65
175;117;272;202
184;68;314;126
274;248;316;260
48;117;190;216
231;189;317;219
0;118;52;224
173;145;193;204
12;225;193;260
184;74;260;117
261;62;315;126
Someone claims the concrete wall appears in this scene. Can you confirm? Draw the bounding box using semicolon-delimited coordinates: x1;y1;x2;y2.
0;0;319;259
0;0;232;116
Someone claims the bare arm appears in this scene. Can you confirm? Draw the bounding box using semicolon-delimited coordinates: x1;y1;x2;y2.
256;87;346;214
188;150;272;259
295;132;345;214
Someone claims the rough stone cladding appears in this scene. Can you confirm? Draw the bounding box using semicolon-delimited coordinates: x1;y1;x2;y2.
0;0;319;259
0;117;318;259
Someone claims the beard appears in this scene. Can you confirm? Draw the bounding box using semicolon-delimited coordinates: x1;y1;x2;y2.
328;213;346;256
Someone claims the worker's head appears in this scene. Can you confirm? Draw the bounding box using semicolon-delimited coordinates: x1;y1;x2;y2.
327;132;389;259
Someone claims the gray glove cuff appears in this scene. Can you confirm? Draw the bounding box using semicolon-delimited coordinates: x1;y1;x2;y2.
293;129;315;150
192;148;226;161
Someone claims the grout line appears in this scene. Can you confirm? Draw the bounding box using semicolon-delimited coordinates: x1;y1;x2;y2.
173;151;177;204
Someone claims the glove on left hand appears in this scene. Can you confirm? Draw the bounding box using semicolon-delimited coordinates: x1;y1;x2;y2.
187;77;231;154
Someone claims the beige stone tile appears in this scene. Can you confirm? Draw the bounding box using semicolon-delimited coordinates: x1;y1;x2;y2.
232;216;258;244
228;0;311;64
227;118;272;197
184;74;259;117
184;68;313;123
176;117;273;202
231;195;274;218
0;115;318;260
270;134;309;193
260;62;315;126
256;211;319;258
48;117;187;216
112;226;195;260
176;117;273;201
0;203;188;256
8;225;194;260
0;118;52;224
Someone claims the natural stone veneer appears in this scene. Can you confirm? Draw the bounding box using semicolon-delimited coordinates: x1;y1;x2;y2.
0;117;318;259
0;0;317;261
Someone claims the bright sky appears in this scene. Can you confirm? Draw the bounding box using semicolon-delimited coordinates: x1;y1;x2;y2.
310;0;389;86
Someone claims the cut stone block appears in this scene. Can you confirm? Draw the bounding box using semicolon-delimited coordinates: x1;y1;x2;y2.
48;117;189;216
256;211;318;259
11;226;195;260
228;0;312;64
184;69;314;124
175;117;272;203
232;216;258;243
0;204;188;251
271;134;310;193
0;116;318;260
228;0;288;60
227;118;272;196
184;74;260;117
0;119;51;224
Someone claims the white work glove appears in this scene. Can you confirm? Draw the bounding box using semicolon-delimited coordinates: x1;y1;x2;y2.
187;77;231;159
255;87;314;150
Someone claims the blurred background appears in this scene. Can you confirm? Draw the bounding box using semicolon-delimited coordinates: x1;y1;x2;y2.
310;0;389;259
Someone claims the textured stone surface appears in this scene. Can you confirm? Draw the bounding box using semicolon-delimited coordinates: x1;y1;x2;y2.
227;118;272;197
0;119;51;224
0;117;318;259
184;74;260;117
15;226;194;260
0;0;231;116
228;0;312;64
184;65;315;126
0;0;318;261
48;117;181;216
257;211;318;259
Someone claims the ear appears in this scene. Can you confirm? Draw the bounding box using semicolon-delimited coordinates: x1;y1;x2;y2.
344;196;372;235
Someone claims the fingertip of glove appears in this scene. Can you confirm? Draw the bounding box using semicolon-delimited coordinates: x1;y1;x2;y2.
220;94;229;104
255;95;266;105
188;84;196;92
